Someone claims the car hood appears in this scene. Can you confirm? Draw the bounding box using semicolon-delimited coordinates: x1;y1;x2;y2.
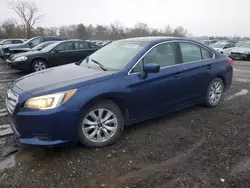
11;50;43;60
1;43;26;49
14;63;114;95
231;47;250;53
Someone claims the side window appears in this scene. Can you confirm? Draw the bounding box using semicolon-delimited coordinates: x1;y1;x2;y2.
2;40;12;45
179;42;202;63
131;43;177;73
54;42;74;52
230;44;235;48
224;44;230;49
75;41;89;50
12;40;23;44
201;47;213;60
30;38;41;46
89;42;99;49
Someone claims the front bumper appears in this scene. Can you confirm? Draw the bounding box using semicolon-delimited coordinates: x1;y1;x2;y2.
9;106;80;146
229;53;248;60
6;59;30;71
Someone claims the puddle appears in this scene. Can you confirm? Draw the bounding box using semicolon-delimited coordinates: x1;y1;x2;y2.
0;155;16;171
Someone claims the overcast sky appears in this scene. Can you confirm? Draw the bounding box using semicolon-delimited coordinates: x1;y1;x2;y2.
0;0;249;36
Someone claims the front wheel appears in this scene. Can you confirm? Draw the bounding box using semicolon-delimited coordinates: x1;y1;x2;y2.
205;78;224;107
31;59;47;72
78;101;124;147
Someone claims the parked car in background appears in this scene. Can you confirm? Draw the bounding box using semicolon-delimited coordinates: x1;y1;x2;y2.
202;40;216;46
229;42;250;60
6;39;100;72
6;37;233;147
0;39;26;46
7;41;56;56
210;42;236;55
0;36;65;59
235;41;245;47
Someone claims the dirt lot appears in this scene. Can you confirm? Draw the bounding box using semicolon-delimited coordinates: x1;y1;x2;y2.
0;60;250;188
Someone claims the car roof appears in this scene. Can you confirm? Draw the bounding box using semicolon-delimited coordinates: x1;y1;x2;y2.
119;36;186;43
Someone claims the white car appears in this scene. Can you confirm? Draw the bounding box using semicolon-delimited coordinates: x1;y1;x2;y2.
210;42;236;56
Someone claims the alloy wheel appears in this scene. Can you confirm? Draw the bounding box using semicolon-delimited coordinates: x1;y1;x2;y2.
82;108;118;143
34;61;46;71
208;81;222;105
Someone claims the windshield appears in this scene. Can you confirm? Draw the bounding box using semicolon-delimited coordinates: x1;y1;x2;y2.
210;43;226;48
239;42;250;48
80;41;148;71
40;41;62;52
32;41;55;50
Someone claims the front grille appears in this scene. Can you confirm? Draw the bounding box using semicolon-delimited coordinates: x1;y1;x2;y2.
5;89;18;115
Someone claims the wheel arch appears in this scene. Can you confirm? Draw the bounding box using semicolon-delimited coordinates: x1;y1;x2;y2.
80;94;130;125
30;57;49;67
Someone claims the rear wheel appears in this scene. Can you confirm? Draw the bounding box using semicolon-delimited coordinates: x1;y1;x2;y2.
205;78;224;107
78;101;124;147
31;59;47;72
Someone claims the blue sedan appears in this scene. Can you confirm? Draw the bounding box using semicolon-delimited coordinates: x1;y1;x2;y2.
6;37;233;147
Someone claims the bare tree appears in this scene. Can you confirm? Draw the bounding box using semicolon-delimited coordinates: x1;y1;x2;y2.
9;0;43;38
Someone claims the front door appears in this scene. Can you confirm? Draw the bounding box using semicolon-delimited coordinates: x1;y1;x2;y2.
49;41;75;66
124;42;184;120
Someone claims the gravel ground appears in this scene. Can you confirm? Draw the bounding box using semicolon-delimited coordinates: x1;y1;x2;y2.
0;60;250;188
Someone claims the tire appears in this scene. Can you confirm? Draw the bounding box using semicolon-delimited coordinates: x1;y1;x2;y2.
78;100;124;147
31;59;48;72
205;78;224;108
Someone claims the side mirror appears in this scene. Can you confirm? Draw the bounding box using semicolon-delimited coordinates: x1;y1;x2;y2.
141;63;160;78
53;49;60;53
143;63;160;73
28;42;33;48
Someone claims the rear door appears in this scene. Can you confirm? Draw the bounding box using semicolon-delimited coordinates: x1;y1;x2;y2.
177;41;215;103
73;41;98;62
49;41;75;66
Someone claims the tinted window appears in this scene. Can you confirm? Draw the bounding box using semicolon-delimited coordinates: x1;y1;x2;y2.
75;41;89;50
12;40;23;44
54;42;74;51
89;42;99;49
131;43;177;73
224;44;230;49
44;37;62;42
179;42;202;63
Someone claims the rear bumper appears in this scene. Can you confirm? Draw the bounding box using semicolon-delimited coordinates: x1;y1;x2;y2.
224;65;233;92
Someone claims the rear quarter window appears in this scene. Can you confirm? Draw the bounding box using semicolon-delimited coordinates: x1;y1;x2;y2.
201;47;213;59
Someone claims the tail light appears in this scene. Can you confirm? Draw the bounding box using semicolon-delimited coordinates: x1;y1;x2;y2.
227;58;233;65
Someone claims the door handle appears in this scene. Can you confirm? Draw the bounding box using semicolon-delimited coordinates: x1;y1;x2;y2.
207;64;213;69
173;72;181;78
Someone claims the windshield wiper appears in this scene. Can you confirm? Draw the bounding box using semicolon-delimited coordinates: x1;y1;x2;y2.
75;56;89;66
90;59;107;71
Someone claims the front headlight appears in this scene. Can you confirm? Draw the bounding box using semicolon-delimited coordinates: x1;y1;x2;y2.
24;89;77;110
14;56;27;62
243;51;250;54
